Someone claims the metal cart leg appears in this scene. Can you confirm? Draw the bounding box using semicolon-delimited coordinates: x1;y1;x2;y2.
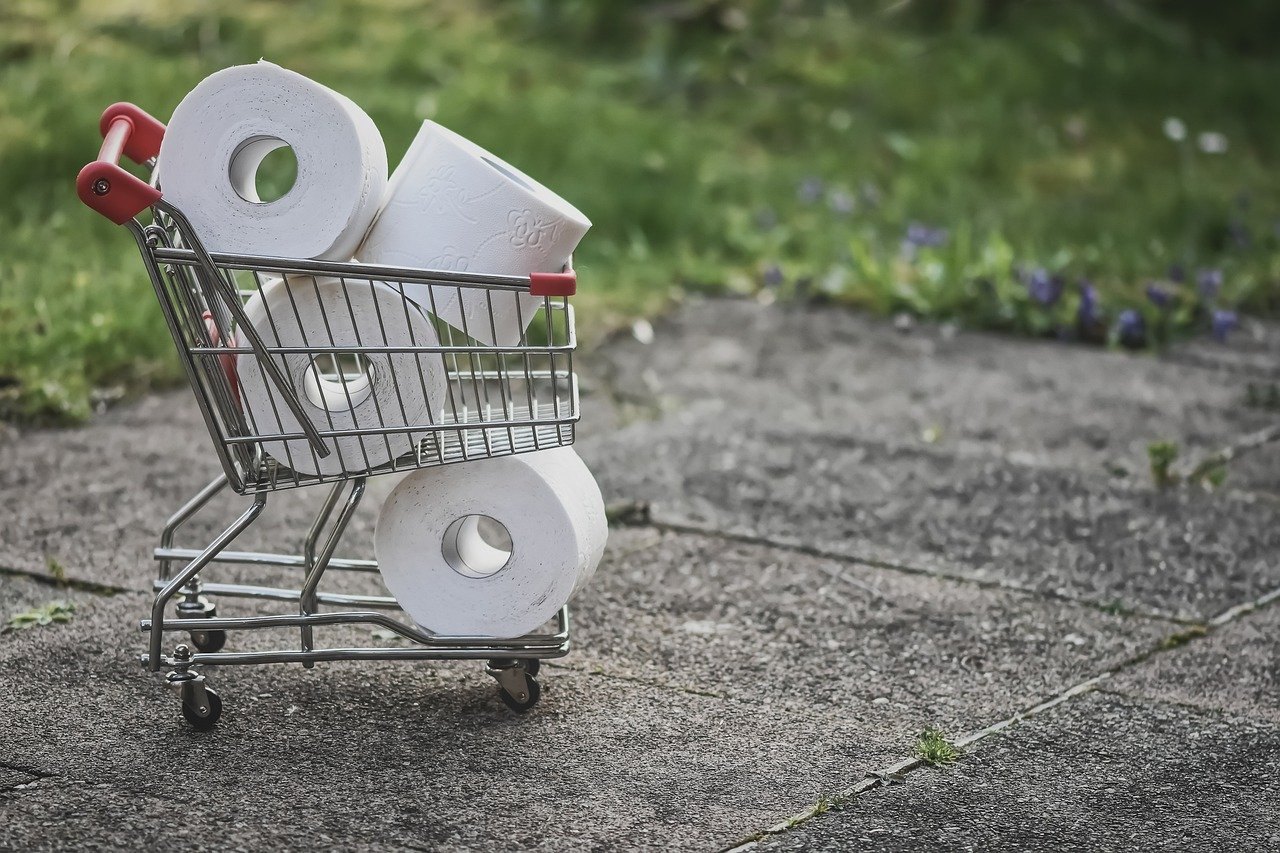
157;473;228;582
299;478;366;665
157;474;232;653
303;479;347;573
147;491;267;672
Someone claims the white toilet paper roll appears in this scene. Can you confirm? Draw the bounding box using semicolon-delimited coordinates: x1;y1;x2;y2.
357;120;590;346
375;447;607;638
237;276;445;476
158;61;387;259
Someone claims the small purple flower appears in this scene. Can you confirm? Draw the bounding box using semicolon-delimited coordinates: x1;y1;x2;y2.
1145;282;1173;309
1167;264;1185;283
1117;309;1146;348
828;190;855;216
1077;281;1105;341
1025;268;1064;306
905;221;949;248
797;176;824;204
761;264;784;288
1211;309;1239;343
1197;268;1223;299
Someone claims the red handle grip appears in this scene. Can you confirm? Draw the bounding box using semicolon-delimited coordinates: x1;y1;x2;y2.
77;103;165;224
529;270;577;297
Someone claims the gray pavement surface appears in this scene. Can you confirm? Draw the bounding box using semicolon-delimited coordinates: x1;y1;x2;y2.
753;691;1280;852
1;297;1278;850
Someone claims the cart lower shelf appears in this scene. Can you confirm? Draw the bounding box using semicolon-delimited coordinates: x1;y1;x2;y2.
145;472;571;729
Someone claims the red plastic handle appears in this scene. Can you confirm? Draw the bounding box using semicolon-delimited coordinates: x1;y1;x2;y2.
77;103;165;224
529;270;577;297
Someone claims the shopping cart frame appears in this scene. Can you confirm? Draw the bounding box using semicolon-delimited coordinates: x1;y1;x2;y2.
78;102;584;728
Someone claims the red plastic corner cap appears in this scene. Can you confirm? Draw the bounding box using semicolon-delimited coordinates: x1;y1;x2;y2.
76;161;161;224
99;103;165;164
529;271;577;297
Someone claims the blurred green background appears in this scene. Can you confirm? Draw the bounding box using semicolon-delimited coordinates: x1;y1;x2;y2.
2;0;1278;422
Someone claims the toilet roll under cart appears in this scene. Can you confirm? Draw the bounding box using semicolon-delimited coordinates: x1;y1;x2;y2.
78;103;586;729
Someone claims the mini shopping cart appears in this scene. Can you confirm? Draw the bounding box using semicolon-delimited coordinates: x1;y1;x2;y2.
77;103;583;728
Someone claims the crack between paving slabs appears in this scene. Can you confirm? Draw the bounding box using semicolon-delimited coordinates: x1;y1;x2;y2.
0;759;55;794
0;564;137;597
719;578;1280;851
633;515;1200;626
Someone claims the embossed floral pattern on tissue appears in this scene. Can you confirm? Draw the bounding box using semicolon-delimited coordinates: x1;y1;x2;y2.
509;208;562;249
416;165;488;223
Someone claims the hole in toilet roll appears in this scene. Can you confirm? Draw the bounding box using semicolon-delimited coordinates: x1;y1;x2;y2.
229;135;298;204
442;515;514;579
482;156;534;192
303;353;375;412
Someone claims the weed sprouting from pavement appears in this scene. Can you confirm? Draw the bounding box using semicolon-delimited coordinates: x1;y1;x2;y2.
1100;599;1130;617
1147;440;1181;489
811;793;841;816
45;554;67;585
4;601;76;633
915;728;963;765
1160;624;1209;650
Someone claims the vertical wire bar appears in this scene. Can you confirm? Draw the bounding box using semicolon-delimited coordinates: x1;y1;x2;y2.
299;479;366;661
423;282;468;462
391;278;442;468
360;276;407;466
256;271;308;478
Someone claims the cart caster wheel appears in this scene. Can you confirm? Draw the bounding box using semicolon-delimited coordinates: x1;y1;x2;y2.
181;686;222;730
523;658;541;677
498;674;541;713
189;628;226;653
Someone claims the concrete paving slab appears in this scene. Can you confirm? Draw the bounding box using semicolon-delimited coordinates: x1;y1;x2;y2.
0;525;1172;849
1111;602;1280;723
0;593;897;852
571;530;1170;729
582;419;1280;620
591;299;1278;484
750;691;1280;852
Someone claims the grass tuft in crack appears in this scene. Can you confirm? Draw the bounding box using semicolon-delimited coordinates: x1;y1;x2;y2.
44;554;67;586
811;793;841;817
1160;624;1210;650
915;727;963;765
1148;440;1181;490
4;601;76;633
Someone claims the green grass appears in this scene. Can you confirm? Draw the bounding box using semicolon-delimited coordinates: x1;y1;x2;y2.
915;727;963;765
3;1;1279;421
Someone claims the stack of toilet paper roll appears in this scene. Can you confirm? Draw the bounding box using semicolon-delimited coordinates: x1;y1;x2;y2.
158;61;604;638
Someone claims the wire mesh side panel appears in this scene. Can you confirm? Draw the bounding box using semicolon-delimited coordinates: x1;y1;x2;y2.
148;237;578;494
